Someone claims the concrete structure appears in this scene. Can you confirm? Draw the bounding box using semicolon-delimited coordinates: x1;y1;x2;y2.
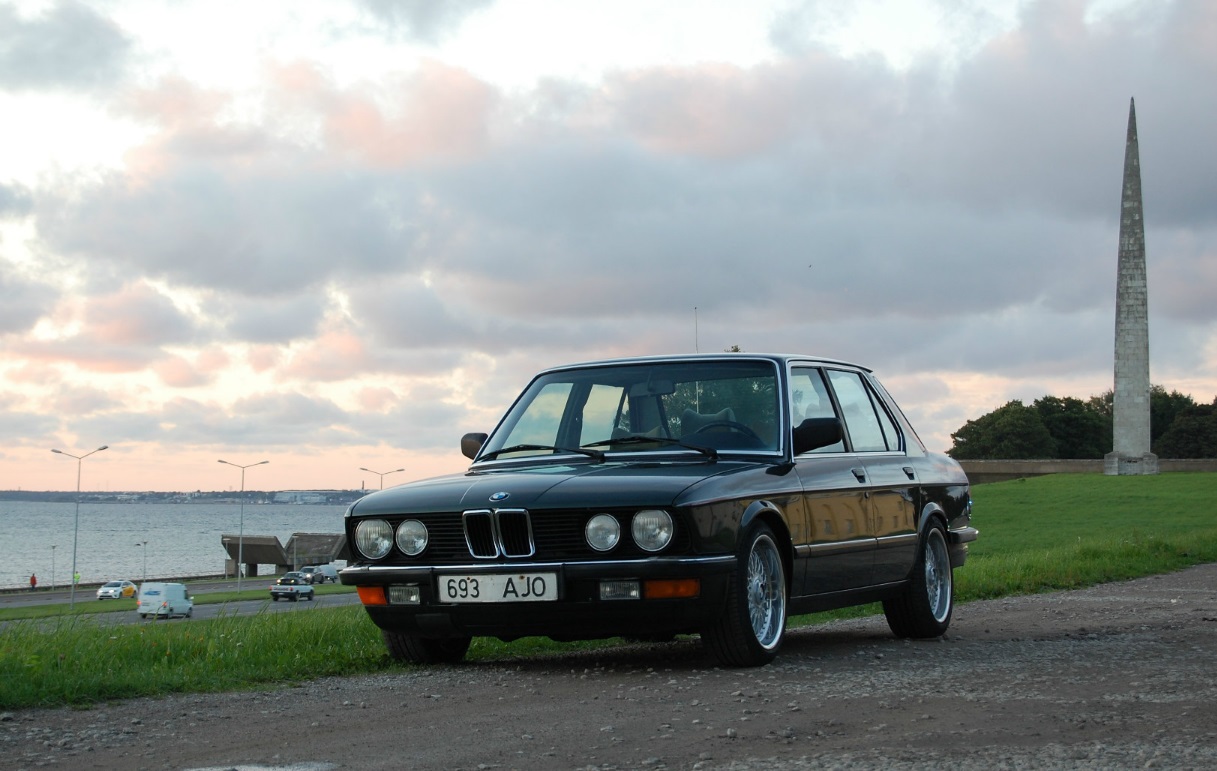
961;459;1217;485
221;532;347;576
1105;98;1158;476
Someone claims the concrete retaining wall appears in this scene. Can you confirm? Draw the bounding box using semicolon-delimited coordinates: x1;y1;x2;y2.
959;458;1217;485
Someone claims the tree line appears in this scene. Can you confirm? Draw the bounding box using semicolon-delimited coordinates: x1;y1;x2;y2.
947;386;1217;459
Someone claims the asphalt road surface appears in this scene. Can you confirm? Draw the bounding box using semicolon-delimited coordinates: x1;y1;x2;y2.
3;563;1215;770
0;580;361;625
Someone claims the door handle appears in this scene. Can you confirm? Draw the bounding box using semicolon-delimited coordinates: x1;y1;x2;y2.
903;466;916;480
851;467;867;483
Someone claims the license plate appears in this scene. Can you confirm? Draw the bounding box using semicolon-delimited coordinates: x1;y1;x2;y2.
440;573;558;603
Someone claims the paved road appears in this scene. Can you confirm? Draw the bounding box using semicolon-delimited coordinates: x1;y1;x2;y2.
1;576;361;625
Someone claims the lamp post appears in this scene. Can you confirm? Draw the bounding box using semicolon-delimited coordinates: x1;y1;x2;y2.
360;467;405;490
136;540;148;583
51;444;108;610
51;545;56;591
218;459;268;595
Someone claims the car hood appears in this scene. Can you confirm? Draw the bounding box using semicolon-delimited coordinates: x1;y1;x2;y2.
349;459;770;517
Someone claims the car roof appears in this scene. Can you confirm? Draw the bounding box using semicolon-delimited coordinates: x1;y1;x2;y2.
534;352;870;376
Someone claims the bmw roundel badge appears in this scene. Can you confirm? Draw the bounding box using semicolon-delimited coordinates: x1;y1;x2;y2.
489;491;510;502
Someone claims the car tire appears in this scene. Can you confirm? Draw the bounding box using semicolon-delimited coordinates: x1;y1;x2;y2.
702;522;787;667
382;630;472;665
883;521;953;639
271;595;279;601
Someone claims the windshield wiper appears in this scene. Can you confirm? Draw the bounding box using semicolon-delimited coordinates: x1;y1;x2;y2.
479;443;606;462
582;435;718;460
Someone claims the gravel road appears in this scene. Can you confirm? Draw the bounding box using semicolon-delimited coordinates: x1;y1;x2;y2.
3;563;1215;770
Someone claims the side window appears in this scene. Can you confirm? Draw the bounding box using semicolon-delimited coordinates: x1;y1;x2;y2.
580;384;628;445
790;367;844;453
825;370;900;452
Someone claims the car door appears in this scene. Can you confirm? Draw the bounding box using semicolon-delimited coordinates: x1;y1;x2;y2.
824;369;919;586
789;367;875;595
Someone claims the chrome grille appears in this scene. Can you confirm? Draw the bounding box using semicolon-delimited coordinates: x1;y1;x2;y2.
462;508;535;559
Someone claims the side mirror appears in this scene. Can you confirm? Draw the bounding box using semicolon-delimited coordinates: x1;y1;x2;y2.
792;417;843;455
461;432;488;460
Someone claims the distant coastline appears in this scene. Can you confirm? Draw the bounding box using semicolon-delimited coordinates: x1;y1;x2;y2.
0;489;370;505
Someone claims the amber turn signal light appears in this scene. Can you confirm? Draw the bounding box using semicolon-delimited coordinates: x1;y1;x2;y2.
357;585;388;606
643;578;700;599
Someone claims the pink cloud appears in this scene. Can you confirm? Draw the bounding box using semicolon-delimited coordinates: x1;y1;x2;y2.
85;283;190;346
248;345;283;373
154;355;218;388
357;386;399;411
279;330;371;382
269;58;497;166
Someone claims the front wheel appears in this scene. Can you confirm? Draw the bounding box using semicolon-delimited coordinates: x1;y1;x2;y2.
382;630;472;664
883;522;954;638
702;522;787;667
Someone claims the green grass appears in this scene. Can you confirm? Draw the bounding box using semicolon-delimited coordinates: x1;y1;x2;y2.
1;607;387;708
958;473;1217;599
3;472;1215;710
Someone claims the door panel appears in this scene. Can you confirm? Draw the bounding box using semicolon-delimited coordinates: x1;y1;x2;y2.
862;457;919;583
793;455;875;595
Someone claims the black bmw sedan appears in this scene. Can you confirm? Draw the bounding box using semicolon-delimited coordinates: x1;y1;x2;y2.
341;354;976;667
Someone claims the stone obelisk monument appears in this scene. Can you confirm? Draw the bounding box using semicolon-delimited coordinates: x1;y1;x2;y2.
1105;97;1158;475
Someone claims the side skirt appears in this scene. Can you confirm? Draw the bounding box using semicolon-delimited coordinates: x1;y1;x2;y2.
787;581;909;615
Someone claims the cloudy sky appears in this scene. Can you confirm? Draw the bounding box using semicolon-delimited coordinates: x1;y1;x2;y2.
1;0;1214;493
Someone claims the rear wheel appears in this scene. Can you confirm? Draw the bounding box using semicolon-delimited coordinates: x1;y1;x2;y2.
702;522;787;667
883;522;953;638
382;630;472;664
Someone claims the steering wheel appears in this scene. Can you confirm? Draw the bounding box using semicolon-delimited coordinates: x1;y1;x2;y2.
688;420;763;442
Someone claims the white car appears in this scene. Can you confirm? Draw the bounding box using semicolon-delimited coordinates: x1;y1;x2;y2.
270;575;315;602
97;580;137;599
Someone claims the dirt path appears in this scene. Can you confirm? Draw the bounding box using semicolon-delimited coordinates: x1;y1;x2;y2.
3;564;1216;770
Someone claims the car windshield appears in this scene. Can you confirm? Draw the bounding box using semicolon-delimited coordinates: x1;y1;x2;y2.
104;582;121;587
480;359;782;460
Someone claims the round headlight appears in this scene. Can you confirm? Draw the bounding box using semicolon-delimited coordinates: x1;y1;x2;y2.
632;509;674;552
585;513;621;552
396;519;429;556
354;519;393;560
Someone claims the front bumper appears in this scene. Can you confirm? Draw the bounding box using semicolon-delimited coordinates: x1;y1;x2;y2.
340;555;736;641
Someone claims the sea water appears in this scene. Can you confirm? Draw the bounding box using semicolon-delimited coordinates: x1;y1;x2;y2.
1;501;348;590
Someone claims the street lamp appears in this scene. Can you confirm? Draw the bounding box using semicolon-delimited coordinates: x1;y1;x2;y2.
136;540;148;583
360;467;405;490
52;444;109;610
218;459;268;594
51;545;56;591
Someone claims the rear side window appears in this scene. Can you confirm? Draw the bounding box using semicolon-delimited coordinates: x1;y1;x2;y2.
825;370;902;452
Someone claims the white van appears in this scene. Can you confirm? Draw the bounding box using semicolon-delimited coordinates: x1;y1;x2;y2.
137;582;194;619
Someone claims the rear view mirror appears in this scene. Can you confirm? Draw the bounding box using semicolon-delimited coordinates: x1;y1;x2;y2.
630;379;675;397
461;432;488;460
